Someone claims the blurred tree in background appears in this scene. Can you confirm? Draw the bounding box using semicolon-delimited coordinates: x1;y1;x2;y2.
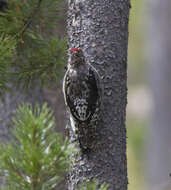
127;0;147;189
146;0;171;190
128;0;171;190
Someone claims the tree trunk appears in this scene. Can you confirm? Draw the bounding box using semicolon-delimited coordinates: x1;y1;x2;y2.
146;0;171;189
67;0;130;189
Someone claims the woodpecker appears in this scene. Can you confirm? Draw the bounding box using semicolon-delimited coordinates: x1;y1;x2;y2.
63;48;101;125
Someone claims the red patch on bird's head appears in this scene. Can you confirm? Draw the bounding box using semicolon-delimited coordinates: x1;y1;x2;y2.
69;48;81;53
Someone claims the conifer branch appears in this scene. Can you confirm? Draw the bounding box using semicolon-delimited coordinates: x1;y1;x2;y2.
5;159;26;182
19;0;43;37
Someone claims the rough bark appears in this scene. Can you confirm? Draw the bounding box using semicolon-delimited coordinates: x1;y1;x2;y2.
146;0;171;189
67;0;130;189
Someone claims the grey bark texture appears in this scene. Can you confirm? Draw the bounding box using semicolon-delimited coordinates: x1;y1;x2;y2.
146;0;171;189
67;0;130;189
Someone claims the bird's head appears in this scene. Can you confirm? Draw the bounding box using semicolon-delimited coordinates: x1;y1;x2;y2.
69;48;84;67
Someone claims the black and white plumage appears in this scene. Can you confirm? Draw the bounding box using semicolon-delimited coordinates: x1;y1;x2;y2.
63;48;102;151
63;48;101;125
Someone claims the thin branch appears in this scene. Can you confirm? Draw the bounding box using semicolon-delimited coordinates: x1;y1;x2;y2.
5;159;26;182
18;0;43;37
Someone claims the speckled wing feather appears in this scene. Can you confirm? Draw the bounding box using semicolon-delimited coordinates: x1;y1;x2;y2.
64;66;99;122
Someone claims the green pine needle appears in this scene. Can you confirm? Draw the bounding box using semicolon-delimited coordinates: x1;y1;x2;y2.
0;35;16;98
78;179;109;190
0;103;73;190
0;0;67;97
